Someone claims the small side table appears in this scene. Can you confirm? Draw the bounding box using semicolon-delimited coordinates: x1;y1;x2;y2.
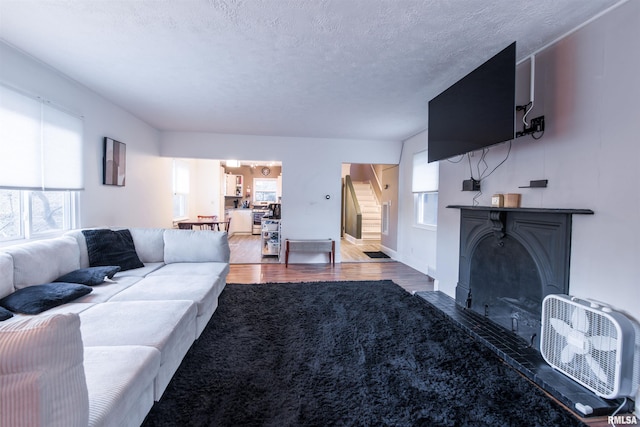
285;239;335;267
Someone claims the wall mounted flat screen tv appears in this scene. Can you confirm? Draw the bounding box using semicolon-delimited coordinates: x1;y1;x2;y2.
428;42;516;163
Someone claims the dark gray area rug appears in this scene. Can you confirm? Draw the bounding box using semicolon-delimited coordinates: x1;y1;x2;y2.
142;280;586;427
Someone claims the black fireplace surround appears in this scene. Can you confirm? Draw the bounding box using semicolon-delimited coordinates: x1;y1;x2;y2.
449;205;593;350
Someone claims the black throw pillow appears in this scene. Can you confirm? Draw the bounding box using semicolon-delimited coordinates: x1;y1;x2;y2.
82;229;144;271
0;306;13;321
0;283;92;315
55;266;121;286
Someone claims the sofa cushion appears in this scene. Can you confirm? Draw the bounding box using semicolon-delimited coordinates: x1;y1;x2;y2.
163;229;230;264
64;229;91;268
84;346;160;427
55;266;121;286
0;253;14;299
128;228;166;263
114;262;165;278
109;275;219;316
79;300;197;400
0;313;89;427
148;261;229;277
82;229;144;271
6;236;80;290
73;276;142;304
0;307;12;321
0;282;93;315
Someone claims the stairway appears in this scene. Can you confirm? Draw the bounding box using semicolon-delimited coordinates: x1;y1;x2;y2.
352;181;381;240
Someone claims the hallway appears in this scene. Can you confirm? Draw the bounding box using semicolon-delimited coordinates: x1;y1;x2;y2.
228;234;391;264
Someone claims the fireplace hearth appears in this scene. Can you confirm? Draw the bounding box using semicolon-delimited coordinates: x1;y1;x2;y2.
449;205;593;350
415;290;625;416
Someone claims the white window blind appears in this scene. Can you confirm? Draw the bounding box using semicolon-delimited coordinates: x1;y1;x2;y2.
0;84;84;191
412;150;439;192
173;159;190;194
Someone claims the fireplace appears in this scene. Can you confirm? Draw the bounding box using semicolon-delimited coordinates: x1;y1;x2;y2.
416;205;627;417
450;206;593;350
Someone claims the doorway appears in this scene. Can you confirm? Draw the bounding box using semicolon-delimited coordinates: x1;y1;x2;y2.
341;163;399;262
222;160;283;264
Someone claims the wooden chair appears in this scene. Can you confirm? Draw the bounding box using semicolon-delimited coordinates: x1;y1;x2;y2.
224;217;232;232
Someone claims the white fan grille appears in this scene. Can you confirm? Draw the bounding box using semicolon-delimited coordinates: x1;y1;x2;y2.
541;295;629;398
540;299;619;395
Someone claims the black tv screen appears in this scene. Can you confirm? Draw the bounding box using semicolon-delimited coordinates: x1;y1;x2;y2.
428;42;516;163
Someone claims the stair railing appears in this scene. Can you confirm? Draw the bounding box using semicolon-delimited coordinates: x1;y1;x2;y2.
344;175;362;239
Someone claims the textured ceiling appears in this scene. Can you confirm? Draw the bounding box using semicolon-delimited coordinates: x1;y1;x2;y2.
0;0;623;141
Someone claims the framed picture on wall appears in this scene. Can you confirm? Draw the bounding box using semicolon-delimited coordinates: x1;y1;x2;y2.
103;137;126;186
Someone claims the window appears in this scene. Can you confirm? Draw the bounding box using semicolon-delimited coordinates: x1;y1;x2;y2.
412;150;439;228
0;190;22;240
253;178;277;203
0;84;82;242
414;192;438;226
172;159;190;219
0;190;76;242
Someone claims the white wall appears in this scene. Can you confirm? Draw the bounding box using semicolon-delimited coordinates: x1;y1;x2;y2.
0;42;173;229
396;131;437;276
161;132;401;262
191;159;223;218
433;1;640;325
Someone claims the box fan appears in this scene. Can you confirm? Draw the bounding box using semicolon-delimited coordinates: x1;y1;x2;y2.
541;294;638;400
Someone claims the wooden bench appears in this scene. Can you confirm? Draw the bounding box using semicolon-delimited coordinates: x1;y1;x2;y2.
285;239;335;267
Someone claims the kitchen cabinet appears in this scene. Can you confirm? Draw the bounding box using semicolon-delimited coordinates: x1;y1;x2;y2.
224;174;243;197
229;209;252;235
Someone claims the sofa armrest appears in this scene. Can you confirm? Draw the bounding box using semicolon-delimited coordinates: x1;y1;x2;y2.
0;313;89;427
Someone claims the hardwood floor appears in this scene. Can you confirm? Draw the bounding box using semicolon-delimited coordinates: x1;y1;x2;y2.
229;234;394;264
228;234;280;264
339;238;394;263
227;262;434;294
228;234;432;293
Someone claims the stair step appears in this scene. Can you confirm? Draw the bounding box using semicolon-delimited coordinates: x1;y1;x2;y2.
356;194;375;200
351;180;381;240
362;231;381;235
362;233;381;240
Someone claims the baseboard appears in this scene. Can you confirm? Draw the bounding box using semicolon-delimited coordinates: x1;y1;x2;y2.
379;244;397;259
344;234;363;245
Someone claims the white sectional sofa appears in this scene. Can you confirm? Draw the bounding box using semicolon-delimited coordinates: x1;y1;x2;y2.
0;228;230;427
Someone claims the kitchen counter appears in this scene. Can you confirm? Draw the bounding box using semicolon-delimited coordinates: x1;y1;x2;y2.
226;209;252;235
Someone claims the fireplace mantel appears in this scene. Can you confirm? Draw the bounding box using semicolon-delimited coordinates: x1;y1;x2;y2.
447;205;594;215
